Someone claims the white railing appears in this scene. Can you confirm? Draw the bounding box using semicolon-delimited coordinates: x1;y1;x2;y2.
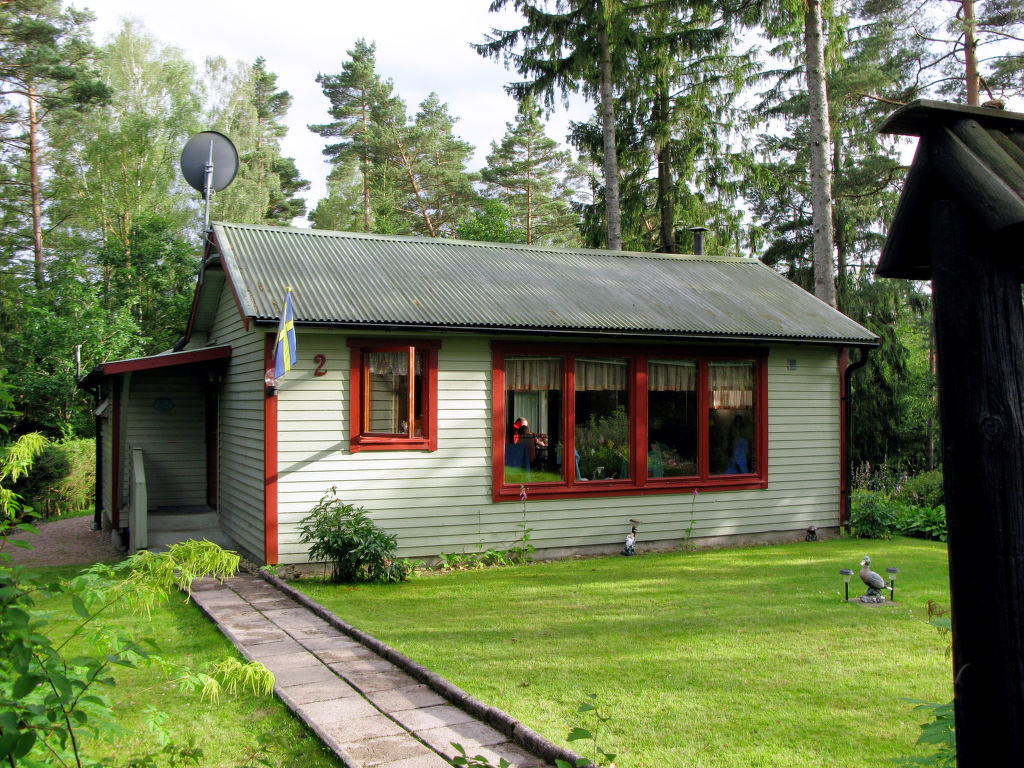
129;446;148;552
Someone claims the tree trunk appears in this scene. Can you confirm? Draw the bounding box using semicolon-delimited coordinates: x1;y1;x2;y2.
29;85;44;289
598;20;622;252
931;199;1024;765
362;99;371;231
804;0;837;307
657;83;675;254
963;0;980;106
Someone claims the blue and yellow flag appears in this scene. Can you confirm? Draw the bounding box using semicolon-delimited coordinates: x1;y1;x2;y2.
274;289;297;379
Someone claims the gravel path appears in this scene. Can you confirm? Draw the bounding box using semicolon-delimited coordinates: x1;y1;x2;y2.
4;516;124;567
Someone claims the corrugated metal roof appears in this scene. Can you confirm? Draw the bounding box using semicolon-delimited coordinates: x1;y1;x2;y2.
209;222;877;346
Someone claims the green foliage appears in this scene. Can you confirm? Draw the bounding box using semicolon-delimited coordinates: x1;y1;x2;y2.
0;506;274;768
896;700;956;767
897;505;947;543
849;490;899;539
11;437;94;517
298;487;409;584
895;470;945;510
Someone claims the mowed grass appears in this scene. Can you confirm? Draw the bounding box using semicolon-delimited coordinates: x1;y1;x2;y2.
25;565;343;768
294;537;952;768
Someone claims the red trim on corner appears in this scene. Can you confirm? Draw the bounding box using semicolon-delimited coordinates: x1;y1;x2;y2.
839;349;849;526
264;334;278;565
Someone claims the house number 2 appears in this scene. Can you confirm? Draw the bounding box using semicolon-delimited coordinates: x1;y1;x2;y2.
314;354;328;377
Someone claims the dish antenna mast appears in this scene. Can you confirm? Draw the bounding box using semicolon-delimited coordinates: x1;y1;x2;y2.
180;131;239;232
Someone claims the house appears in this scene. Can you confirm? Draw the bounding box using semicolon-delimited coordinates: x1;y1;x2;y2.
80;223;877;563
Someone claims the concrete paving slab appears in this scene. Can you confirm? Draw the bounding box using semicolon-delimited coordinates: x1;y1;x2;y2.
296;696;381;725
374;754;452;768
277;678;361;705
240;637;305;659
270;664;339;687
258;651;328;673
365;684;447;713
342;668;420;693
336;735;442;768
415;720;509;758
464;742;550;768
309;644;380;664
320;713;407;745
390;703;478;732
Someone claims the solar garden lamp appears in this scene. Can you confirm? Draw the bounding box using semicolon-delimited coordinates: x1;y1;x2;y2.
886;567;900;601
840;568;854;601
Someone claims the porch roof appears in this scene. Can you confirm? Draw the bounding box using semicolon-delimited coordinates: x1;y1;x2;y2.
78;345;232;389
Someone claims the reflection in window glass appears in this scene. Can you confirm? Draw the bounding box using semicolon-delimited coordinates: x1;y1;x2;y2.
708;360;756;475
365;350;422;436
575;358;630;480
504;357;563;483
647;360;698;477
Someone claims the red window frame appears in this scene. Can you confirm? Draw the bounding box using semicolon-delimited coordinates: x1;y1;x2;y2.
348;338;440;452
492;342;768;501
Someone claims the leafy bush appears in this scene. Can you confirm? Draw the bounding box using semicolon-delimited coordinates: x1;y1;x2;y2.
11;437;95;517
850;490;900;539
298;488;409;583
895;470;945;509
898;504;948;542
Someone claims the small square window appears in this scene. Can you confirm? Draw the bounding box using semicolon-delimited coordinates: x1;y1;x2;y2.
348;339;440;452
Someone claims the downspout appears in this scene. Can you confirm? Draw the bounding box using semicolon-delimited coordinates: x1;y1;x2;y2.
93;388;103;531
842;347;870;532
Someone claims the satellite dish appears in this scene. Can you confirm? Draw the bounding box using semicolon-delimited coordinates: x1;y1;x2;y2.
180;131;238;195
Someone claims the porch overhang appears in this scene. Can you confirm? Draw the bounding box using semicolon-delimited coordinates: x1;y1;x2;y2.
78;345;232;389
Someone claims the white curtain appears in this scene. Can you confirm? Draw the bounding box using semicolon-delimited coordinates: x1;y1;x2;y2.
575;358;628;392
710;361;754;409
648;360;697;392
506;357;562;391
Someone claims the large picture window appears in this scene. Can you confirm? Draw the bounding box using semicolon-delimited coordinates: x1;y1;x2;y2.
493;344;766;500
348;339;440;452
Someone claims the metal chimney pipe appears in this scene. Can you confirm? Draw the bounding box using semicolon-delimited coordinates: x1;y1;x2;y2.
689;226;708;255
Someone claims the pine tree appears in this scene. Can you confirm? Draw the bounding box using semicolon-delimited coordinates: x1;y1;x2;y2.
0;0;109;287
310;39;388;231
481;96;577;245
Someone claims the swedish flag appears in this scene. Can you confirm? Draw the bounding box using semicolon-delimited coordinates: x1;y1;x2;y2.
274;289;297;379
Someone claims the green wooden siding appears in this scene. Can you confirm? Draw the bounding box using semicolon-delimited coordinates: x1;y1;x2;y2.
208;289;266;560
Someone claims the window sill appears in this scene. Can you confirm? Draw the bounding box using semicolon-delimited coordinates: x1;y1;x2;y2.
350;437;435;453
494;476;766;502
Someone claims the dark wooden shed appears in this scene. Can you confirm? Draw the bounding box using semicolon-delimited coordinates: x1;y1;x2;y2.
878;99;1024;765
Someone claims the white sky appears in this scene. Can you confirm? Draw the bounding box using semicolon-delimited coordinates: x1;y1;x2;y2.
78;0;593;218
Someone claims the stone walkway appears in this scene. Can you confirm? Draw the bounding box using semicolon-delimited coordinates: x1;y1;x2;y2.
189;571;584;768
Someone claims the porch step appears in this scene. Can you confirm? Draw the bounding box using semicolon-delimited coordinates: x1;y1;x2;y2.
143;506;237;552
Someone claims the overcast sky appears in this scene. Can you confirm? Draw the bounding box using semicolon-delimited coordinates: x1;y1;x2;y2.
79;0;592;218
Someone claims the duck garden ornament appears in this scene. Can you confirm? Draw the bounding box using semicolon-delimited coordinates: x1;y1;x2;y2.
858;556;891;603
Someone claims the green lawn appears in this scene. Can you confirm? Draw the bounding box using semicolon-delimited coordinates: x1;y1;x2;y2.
293;537;952;768
26;565;343;768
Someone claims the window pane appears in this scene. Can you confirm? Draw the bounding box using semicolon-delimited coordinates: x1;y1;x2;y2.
648;360;698;478
708;361;756;475
365;350;423;436
504;357;563;483
575;358;630;480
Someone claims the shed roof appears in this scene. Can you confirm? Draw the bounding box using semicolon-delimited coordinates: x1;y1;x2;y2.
197;222;876;347
878;99;1024;279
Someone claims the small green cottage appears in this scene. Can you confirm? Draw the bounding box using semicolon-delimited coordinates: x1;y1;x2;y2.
80;223;877;563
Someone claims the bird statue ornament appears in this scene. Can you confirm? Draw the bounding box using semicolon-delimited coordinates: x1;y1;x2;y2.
859;556;891;602
622;526;637;556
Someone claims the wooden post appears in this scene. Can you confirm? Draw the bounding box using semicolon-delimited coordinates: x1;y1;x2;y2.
930;198;1024;764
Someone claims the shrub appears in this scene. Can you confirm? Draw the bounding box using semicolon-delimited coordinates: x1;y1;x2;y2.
899;504;948;542
11;437;95;517
298;488;409;583
849;490;900;539
895;470;945;509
